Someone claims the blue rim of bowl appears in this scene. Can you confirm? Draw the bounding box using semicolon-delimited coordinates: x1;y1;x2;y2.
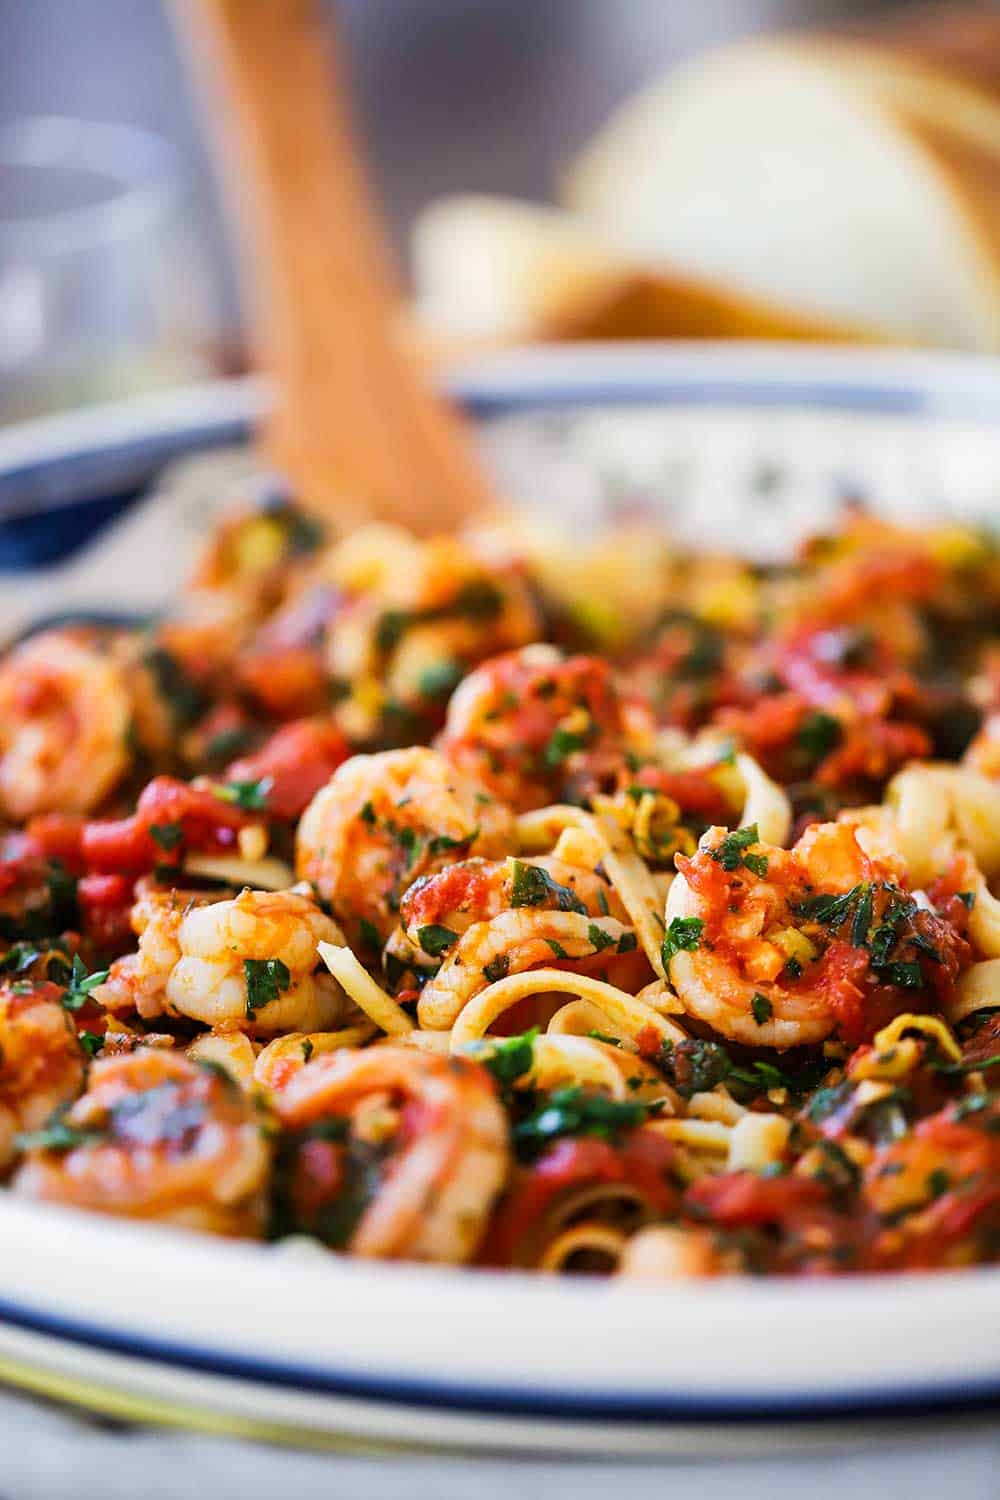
2;342;1000;1421
5;341;1000;519
0;1290;997;1425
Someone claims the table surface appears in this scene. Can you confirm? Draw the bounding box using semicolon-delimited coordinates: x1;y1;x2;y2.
2;1384;998;1500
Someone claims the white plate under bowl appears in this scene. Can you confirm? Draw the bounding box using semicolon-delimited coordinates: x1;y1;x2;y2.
1;343;1000;1452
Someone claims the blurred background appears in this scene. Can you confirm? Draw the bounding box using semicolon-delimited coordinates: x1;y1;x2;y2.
0;0;991;421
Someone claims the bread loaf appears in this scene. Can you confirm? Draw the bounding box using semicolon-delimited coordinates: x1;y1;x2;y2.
415;6;1000;351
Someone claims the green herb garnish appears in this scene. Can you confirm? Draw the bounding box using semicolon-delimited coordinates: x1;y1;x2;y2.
359;918;381;951
143;646;205;728
709;824;761;873
544;725;594;765
509;860;587;915
213;777;272;812
482;954;510;984
476;1027;538;1088
416;924;459;958
60;955;109;1012
244;957;291;1019
15;1120;99;1153
587;923;617;953
417;660;463;699
149;822;183;852
751;992;773;1026
513;1085;647;1157
660;916;704;969
797;711;842;764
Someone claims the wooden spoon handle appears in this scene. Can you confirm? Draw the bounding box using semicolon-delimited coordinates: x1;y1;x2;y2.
177;0;494;532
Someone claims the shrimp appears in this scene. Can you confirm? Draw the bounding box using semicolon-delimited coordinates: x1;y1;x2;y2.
438;646;649;811
664;820;930;1048
96;888;347;1035
864;1101;1000;1268
14;1051;270;1235
399;855;626;954
272;1046;509;1262
418;909;635;1032
617;1224;727;1279
296;746;515;946
0;985;85;1169
326;535;541;737
0;631;131;817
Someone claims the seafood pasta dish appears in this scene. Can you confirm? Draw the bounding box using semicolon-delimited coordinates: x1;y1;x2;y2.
3;493;1000;1280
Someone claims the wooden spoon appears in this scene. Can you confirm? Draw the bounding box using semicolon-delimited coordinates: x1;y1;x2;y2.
175;0;495;533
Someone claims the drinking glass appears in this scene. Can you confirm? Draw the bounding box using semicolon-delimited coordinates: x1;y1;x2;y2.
0;114;219;422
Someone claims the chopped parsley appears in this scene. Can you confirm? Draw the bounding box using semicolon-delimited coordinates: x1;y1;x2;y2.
709;824;761;873
660;916;703;969
926;1167;951;1199
476;1027;537;1088
427;829;478;857
78;1031;104;1059
143;646;206;728
244;957;291;1019
935;1053;1000;1077
617;931;638;954
212;777;272;811
273;502;324;556
587;923;617;953
59;955;109;1012
882;960;923;989
545;938;569;959
544;724;594;766
375;610;408;653
149;822;183;852
751;992;773;1026
301;1038;314;1063
359;918;381;951
658;1038;733;1097
482;954;510;984
203;726;253;765
794;884;867;928
416;924;459;958
509;860;587;915
797;711;842;764
417;660;463;699
513;1085;647;1159
15;1120;99;1153
588;1030;623;1047
850;884;875;949
359;801;377;826
374;580;503;656
0;942;42;975
660;1037;814;1100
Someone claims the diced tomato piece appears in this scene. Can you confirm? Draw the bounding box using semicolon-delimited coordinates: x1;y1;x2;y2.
400;861;492;931
78;873;134;952
82;776;253;875
686;1170;828;1228
483;1132;676;1266
236;646;329;717
23;814;86;872
226;718;348;820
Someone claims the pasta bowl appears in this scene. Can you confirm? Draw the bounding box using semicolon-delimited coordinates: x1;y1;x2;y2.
1;343;1000;1452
